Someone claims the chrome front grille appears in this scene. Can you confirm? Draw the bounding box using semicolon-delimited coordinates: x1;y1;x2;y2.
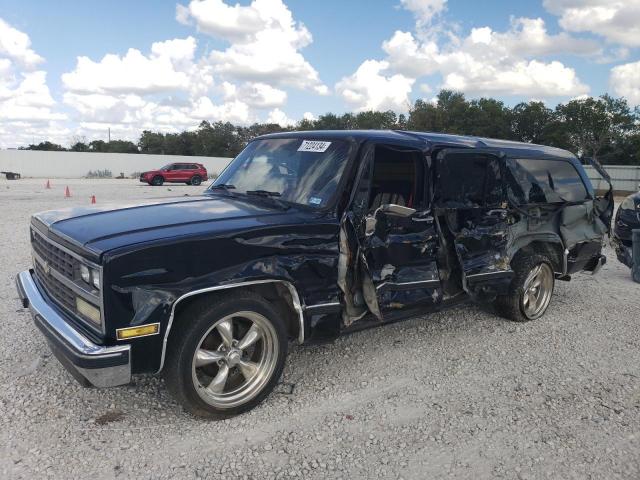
30;226;103;331
31;228;75;280
34;260;77;312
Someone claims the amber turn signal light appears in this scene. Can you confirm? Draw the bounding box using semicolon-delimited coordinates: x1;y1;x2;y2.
116;323;160;340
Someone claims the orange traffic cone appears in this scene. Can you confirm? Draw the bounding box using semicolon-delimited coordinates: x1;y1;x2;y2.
90;195;96;204
45;179;51;189
64;186;71;198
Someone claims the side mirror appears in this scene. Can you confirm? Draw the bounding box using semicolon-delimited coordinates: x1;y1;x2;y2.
380;204;416;218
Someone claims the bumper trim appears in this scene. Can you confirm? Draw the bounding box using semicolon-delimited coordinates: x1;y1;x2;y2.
15;270;131;387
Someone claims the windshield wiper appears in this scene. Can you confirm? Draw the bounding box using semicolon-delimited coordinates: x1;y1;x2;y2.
246;190;281;197
210;183;236;190
244;190;290;210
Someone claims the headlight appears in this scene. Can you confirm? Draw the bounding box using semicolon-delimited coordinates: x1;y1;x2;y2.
80;264;90;283
621;197;635;210
79;264;100;290
91;270;100;289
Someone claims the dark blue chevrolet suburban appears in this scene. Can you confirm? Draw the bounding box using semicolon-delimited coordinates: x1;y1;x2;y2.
16;130;612;418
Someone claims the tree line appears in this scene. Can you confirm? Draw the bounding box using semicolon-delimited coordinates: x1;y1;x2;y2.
20;90;640;165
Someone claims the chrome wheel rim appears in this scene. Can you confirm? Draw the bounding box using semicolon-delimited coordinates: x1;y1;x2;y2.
521;263;554;319
191;311;278;409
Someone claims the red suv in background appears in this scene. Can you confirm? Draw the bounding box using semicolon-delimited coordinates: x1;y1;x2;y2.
140;163;208;186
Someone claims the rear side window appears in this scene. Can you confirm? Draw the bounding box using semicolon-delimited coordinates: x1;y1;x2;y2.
435;153;504;207
509;159;588;204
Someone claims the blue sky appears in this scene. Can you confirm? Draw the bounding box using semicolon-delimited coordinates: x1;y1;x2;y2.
1;0;639;147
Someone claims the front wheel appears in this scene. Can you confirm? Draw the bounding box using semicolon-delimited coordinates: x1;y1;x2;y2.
163;292;288;419
494;254;555;322
151;175;164;186
190;175;202;186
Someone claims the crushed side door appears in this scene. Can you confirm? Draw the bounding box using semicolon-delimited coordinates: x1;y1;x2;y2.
433;149;514;300
338;143;443;326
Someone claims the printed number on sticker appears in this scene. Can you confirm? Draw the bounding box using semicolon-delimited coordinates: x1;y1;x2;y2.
298;140;331;153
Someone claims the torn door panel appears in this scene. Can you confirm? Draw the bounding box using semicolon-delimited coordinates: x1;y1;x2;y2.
559;201;607;272
337;212;374;325
434;149;515;300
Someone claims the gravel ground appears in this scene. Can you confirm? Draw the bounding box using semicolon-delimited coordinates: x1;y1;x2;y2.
1;178;639;480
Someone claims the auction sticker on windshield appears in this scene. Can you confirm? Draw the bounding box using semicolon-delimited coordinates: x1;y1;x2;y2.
298;140;332;153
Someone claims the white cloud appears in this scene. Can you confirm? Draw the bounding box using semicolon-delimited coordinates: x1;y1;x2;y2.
400;0;447;31
0;71;66;121
191;96;252;123
336;60;415;112
485;17;600;57
62;37;212;96
374;16;591;101
221;81;287;108
63;90;254;129
544;0;640;47
59;35;260;139
610;60;640;105
440;58;588;96
266;107;295;126
178;0;327;93
177;0;267;41
0;21;67;147
0;18;43;68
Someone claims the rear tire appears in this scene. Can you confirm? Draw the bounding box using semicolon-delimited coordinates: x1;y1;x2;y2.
494;254;555;322
163;292;288;419
151;175;164;186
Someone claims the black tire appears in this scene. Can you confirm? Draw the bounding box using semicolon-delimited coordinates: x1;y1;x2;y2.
493;254;555;322
151;175;164;186
190;175;202;186
163;292;288;419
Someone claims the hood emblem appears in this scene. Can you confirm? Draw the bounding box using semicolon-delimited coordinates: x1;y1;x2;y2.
43;261;51;275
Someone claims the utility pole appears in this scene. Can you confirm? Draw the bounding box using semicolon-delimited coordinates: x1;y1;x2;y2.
108;127;111;143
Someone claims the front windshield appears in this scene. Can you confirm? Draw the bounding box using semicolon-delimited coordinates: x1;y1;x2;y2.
210;138;352;208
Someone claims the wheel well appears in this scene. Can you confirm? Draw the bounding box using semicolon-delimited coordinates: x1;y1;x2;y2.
512;240;564;273
171;282;301;343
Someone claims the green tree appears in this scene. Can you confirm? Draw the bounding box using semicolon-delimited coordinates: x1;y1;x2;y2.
511;101;555;144
70;141;89;152
464;98;512;138
353;110;399;129
407;90;470;133
555;95;637;161
138;130;166;154
107;140;139;153
21;141;66;151
89;140;108;152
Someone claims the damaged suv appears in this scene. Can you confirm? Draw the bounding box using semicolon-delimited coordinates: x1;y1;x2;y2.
16;130;612;418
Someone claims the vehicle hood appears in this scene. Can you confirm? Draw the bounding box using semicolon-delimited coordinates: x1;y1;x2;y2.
34;194;304;257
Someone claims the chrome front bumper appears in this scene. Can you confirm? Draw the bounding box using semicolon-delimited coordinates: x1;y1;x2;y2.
15;270;131;388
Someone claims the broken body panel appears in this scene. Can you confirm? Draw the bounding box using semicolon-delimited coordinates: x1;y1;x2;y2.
20;130;611;378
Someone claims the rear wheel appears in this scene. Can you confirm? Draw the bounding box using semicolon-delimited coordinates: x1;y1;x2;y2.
151;175;164;186
163;292;287;419
494;254;555;322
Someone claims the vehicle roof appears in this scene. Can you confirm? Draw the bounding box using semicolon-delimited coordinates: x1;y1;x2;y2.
256;129;578;161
